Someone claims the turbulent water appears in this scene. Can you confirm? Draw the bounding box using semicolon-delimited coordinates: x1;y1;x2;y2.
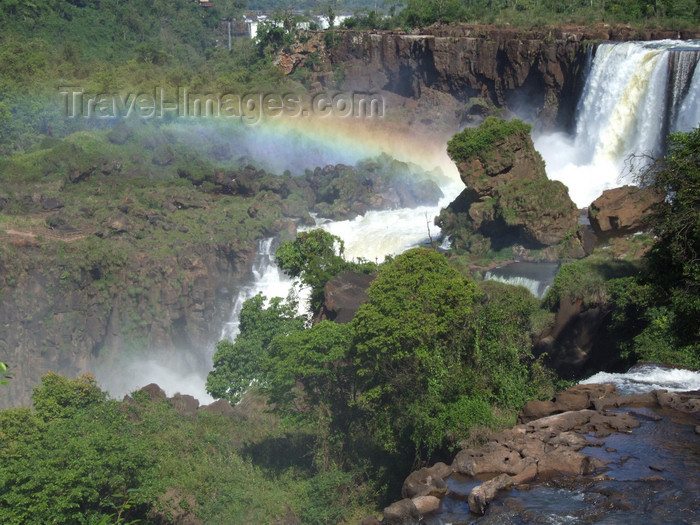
581;363;700;396
537;39;700;207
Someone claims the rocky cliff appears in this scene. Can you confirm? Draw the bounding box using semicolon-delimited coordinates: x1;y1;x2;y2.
278;24;700;129
0;237;254;408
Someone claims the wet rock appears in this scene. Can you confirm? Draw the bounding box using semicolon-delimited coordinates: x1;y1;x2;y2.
411;495;441;515
401;462;451;499
538;450;602;477
359;516;381;525
382;498;419;525
468;474;512;515
453;442;525;476
588;185;663;239
640;475;666;482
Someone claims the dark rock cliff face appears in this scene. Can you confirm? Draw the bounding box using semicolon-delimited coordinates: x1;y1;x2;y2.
283;25;700;130
330;29;584;128
0;242;254;408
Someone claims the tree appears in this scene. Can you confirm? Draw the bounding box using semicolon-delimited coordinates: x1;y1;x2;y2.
206;294;305;403
32;372;106;421
351;248;480;457
629;126;700;366
275;229;355;312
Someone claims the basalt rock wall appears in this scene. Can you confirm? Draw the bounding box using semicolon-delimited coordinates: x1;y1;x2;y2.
285;25;700;129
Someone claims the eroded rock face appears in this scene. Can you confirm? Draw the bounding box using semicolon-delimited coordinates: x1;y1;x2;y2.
0;242;254;408
438;121;579;256
588;185;664;238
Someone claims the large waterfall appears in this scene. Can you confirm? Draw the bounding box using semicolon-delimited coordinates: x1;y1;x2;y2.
537;39;700;208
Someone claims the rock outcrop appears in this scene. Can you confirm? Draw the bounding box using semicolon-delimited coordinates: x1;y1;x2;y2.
437;118;580;259
313;271;375;324
533;296;623;379
277;25;700;130
588;185;664;239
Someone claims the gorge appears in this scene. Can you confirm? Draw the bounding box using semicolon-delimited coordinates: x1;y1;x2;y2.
2;31;699;410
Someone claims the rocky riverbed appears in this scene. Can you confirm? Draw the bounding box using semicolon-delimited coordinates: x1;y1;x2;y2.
365;382;700;524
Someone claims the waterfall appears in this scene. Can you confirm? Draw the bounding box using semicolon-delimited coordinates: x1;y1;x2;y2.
219;238;298;342
483;262;559;299
536;39;700;208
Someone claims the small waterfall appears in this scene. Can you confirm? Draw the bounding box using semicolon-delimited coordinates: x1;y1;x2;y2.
484;273;548;298
483;262;559;299
219;238;297;342
537;40;700;207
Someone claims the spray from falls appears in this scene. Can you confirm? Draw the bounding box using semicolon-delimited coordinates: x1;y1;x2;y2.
537;39;700;208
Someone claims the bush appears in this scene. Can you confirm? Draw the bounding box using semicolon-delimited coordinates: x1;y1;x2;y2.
447;117;532;162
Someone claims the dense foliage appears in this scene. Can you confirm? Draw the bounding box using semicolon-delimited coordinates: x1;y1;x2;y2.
626;127;700;367
383;0;699;28
0;372;375;524
209;246;557;470
447;117;532;162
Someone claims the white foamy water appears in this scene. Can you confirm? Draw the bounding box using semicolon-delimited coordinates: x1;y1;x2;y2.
219;237;303;342
310;181;464;261
581;363;700;396
537;40;700;208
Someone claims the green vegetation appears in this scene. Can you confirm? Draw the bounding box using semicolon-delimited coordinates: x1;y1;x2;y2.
208;246;557;476
447;117;532;162
0;372;373;524
395;0;699;29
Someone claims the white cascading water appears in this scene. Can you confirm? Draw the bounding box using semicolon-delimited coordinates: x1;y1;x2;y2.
483;273;548;298
218;238;299;342
308;188;463;262
536;40;700;208
581;363;700;395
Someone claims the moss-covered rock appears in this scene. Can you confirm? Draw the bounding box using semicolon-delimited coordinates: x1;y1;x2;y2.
439;118;580;260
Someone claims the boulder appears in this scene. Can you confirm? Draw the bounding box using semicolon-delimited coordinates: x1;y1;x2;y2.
588;185;663;238
140;383;166;401
382;498;419;525
453;442;525;476
411;495;441;515
200;399;236;417
401;462;451;499
168;393;200;416
314;271;375;324
468;474;512;515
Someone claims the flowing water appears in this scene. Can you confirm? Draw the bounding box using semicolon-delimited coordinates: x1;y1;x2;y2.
428;364;700;524
536;39;700;207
